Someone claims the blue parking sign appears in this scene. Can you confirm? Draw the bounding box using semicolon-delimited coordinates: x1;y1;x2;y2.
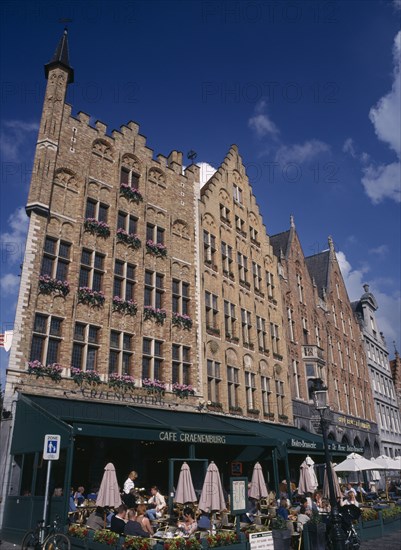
43;434;61;460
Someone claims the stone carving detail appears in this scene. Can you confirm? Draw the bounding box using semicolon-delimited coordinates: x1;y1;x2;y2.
172;219;189;239
149;168;166;184
226;348;238;365
202;213;217;230
219;188;230;203
92;139;114;160
54;168;77;190
122;153;141;172
232;170;242;184
243;354;253;369
209;341;219;354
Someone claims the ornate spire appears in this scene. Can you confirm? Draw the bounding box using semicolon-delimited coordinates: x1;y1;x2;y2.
328;235;335;253
44;28;74;83
290;214;295;229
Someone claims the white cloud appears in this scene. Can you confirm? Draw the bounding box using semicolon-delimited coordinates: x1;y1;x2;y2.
0;206;29;265
248;100;280;139
361;161;401;204
0;120;39;161
393;0;401;10
337;250;401;352
369;31;401;157
197;162;217;187
0;273;20;293
275;139;330;164
368;244;389;257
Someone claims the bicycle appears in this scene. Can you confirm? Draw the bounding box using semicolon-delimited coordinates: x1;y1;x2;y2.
21;516;71;550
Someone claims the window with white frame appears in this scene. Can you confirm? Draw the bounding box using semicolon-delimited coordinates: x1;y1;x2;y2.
207;360;221;403
335;379;341;410
332;304;338;327
315;324;321;347
250;226;259;244
338;343;344;369
261;376;272;415
270;323;280;356
144;270;164;308
241;309;252;346
340;311;346;333
30;314;63;365
172;344;191;385
276;379;285;416
224;301;237;339
221;242;233;276
235;215;246;235
109;330;133;375
370;316;376;336
220;203;231;223
121;165;140;188
142;338;163;380
344;382;350;414
348;318;354;340
71;322;100;371
297;273;304;303
114;260;136;301
172;279;190;315
237;252;248;283
79;249;105;291
266;271;275;300
293;360;301;399
227;366;240;408
252;262;262;292
117;211;138;234
288;308;295;342
85;198;109;223
203;230;216;265
205;291;219;329
256;316;267;352
302;317;309;345
233;184;242;204
147;223;165;245
245;372;256;410
41;237;71;281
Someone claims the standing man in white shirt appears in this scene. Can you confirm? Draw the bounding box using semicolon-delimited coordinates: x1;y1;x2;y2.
123;471;138;495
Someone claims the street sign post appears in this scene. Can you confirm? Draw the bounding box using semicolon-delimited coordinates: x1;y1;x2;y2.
42;435;61;540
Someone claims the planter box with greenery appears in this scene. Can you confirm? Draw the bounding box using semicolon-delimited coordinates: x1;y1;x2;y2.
143;306;166;324
108;373;136;391
27;360;63;382
145;240;167;258
116;228;141;249
39;274;70;297
172;383;195;399
78;287;105;307
84;218;111;238
271;517;292;550
229;406;243;415
142;378;166;395
172;312;193;330
71;367;101;386
206;326;220;336
120;184;143;203
112;297;138;316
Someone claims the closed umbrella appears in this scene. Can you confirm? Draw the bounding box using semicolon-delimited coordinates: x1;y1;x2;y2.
323;462;342;501
175;462;197;504
96;462;122;508
249;462;268;500
298;458;318;495
198;461;226;513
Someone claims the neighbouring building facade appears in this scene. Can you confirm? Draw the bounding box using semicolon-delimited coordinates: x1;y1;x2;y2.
352;286;401;457
0;30;385;540
390;350;401;412
270;220;380;457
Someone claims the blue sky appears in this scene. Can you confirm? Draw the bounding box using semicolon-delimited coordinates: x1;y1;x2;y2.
1;0;400;385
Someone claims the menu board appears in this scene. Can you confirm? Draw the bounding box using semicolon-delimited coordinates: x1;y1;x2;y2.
249;531;274;550
230;477;247;514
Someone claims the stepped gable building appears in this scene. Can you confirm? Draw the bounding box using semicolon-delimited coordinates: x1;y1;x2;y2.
352;286;401;457
199;147;292;422
390;349;401;413
7;29;200;405
271;221;379;456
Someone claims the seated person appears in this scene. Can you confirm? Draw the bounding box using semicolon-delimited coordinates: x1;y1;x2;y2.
134;504;154;536
87;488;98;502
296;505;311;530
343;491;359;508
74;486;86;505
177;507;197;536
86;507;105;531
124;508;150;538
197;513;211;531
277;498;289;521
110;504;128;535
344;483;357;498
146;486;166;520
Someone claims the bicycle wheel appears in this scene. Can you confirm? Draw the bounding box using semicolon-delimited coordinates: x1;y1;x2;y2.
21;530;40;549
43;533;71;550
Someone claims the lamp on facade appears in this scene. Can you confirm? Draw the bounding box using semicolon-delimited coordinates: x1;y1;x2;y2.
310;378;346;550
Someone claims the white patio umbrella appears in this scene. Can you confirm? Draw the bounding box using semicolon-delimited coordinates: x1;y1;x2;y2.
334;453;384;473
96;462;122;508
175;462;197;504
371;455;400;499
249;462;268;500
323;462;342;501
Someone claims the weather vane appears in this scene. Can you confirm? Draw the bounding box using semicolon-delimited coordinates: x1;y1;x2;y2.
187;150;197;164
59;18;73;30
